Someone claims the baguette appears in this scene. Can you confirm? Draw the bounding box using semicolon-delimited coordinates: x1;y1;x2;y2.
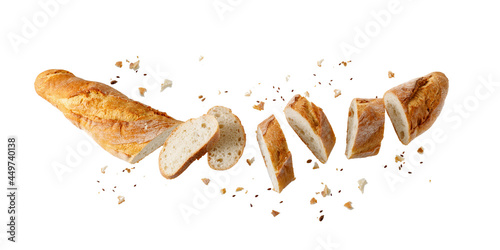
384;72;449;145
284;95;336;163
345;98;385;159
256;115;295;193
34;69;181;163
159;114;220;179
207;106;246;170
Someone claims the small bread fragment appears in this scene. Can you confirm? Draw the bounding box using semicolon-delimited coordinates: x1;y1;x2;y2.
345;98;385;159
207;106;246;170
384;72;449;145
257;115;295;193
284;95;336;163
158;114;220;179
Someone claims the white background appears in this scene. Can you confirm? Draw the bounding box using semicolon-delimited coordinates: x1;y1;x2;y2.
1;0;500;249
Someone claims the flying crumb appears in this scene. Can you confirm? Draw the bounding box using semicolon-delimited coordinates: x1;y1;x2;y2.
395;154;405;162
417;147;424;154
286;75;290;82
307;159;312;163
310;197;317;205
201;178;210;185
388;71;395;78
253;102;265;111
304;91;310;97
110;80;117;85
358;178;368;194
344;201;353;210
129;60;140;71
246;157;255;166
313;162;319;170
115;61;123;68
220;188;226;194
124;168;131;173
321;185;331;197
236;187;244;192
245;90;252;97
117;196;125;205
271;210;280;217
199;55;204;61
334;89;341;98
161;79;173;92
317;59;324;67
138;87;147;97
319;215;325;221
101;166;108;174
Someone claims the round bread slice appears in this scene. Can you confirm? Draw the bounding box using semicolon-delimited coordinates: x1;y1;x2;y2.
207;106;246;170
159;114;220;179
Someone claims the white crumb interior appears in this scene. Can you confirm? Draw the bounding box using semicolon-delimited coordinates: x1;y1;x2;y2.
257;128;279;191
284;108;326;162
384;93;410;144
207;107;245;170
130;126;177;164
159;117;217;176
345;101;359;158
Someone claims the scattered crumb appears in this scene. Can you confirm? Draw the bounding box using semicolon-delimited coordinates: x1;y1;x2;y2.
138;87;147;97
307;159;312;163
395;154;405;162
110;80;117;85
245;190;248;194
388;71;395;78
236;187;244;192
319;215;325;222
201;178;210;185
129;60;140;71
117;196;125;205
310;197;318;205
344;201;353;210
123;168;131;173
267;188;272;191
429;180;432;183
358;178;368;194
101;166;108;174
304;91;310;97
198;95;203;99
321;185;331;197
271;210;280;217
334;89;341;98
286;75;290;82
384;165;388;168
115;61;123;68
246;157;255;166
279;201;283;204
253;102;265;111
201;98;206;102
250;204;253;207
317;59;324;67
417;147;424;154
313;162;319;169
161;79;173;92
199;55;204;61
220;188;226;194
245;90;252;97
340;60;351;67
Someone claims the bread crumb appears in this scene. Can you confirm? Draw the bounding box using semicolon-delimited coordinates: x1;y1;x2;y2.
317;59;324;67
310;197;317;205
199;55;204;61
321;185;331;197
161;79;173;92
286;75;290;82
236;187;244;192
304;91;310;97
246;157;255;166
117;196;125;205
115;61;123;68
110;80;117;85
319;215;325;221
245;90;252;97
340;60;351;67
344;201;353;210
101;166;108;174
138;87;147;96
124;168;131;173
417;147;424;154
388;71;395;78
429;180;432;183
395;155;405;162
334;89;341;98
306;159;312;163
313;162;319;169
129;60;140;71
358;178;368;194
253;102;265;111
201;178;210;185
271;210;280;217
220;188;226;194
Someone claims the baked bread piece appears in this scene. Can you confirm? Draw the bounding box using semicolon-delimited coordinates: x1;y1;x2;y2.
207;106;246;170
384;72;449;145
34;69;181;163
256;115;295;193
345;98;385;159
159;114;220;179
284;95;335;163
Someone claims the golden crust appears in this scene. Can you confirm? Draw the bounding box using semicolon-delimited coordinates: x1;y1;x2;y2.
34;69;181;163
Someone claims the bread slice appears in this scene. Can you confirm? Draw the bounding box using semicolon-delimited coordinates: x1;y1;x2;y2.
158;114;220;179
256;115;295;193
345;98;385;159
207;106;246;170
384;72;449;145
284;95;336;163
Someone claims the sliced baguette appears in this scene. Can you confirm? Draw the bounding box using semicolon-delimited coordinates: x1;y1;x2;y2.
384;72;449;145
257;115;295;193
284;95;336;163
345;98;385;159
159;114;220;179
207;106;246;170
